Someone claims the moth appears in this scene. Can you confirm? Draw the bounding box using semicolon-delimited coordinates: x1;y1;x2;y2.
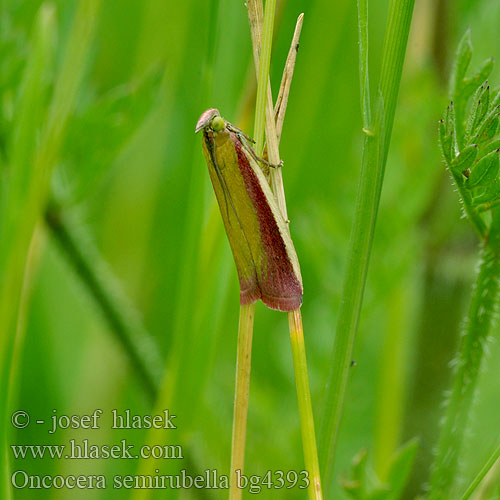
195;108;302;312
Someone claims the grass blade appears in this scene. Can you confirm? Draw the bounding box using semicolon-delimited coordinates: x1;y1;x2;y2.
320;0;416;491
0;6;56;497
459;443;500;500
0;0;101;495
45;198;164;399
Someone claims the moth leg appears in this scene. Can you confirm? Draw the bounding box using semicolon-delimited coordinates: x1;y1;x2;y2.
226;123;256;144
259;156;284;169
243;141;284;169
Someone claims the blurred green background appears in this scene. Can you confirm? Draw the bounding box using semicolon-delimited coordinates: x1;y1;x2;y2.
4;0;500;499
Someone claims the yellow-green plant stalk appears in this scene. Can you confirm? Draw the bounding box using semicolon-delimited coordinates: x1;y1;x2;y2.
198;2;323;499
196;107;304;498
229;304;254;500
197;3;322;499
289;309;323;500
247;1;322;499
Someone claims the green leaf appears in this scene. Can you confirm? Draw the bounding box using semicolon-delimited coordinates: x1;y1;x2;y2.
466;83;490;140
386;439;419;500
451;29;472;97
340;450;369;500
439;120;453;164
480;138;500;156
474;106;500;143
366;487;391;500
490;87;500;110
473;178;500;206
468;150;500;188
440;102;458;162
450;144;478;176
460;58;495;102
482;115;499;141
340;478;364;500
0;16;28;146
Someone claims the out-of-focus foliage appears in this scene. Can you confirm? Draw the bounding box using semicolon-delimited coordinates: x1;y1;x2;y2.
2;1;500;499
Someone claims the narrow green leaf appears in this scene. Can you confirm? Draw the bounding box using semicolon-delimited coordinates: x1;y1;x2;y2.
357;0;371;129
367;489;392;500
320;1;416;489
340;450;368;500
439;119;453;164
444;101;458;155
482;115;499;141
352;449;369;483
451;29;472;97
475;106;500;142
459;443;500;500
468;149;499;188
480;137;500;156
450;144;478;175
386;439;419;500
0;5;56;498
466;83;490;140
490;87;500;110
461;58;495;100
473;178;500;206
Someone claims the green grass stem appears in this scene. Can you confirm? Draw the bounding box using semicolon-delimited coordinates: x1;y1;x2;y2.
289;309;323;500
247;2;323;497
320;0;415;490
252;0;276;156
0;7;56;499
459;443;500;500
45;198;164;399
229;303;255;500
227;1;276;494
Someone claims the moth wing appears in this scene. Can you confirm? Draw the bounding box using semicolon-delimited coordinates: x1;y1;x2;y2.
202;131;262;305
235;139;303;311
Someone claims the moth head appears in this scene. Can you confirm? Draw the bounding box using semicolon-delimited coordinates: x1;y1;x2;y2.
195;108;226;134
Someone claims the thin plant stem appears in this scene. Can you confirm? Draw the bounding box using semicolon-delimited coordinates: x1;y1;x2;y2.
289;309;323;500
429;209;500;499
227;1;276;493
227;1;276;492
229;303;255;500
320;0;415;490
246;0;288;218
246;2;322;497
45;199;163;400
459;443;500;500
274;14;304;144
253;0;276;156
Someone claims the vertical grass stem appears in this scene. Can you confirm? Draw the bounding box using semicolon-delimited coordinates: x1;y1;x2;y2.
289;309;323;500
229;304;255;500
320;0;415;490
